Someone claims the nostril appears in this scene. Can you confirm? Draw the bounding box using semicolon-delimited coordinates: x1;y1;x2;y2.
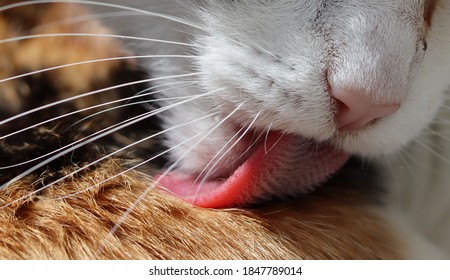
332;87;400;131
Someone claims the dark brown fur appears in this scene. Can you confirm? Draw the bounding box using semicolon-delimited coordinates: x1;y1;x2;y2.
0;1;404;260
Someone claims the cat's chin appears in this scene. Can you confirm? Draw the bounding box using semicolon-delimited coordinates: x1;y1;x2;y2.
156;131;349;208
332;116;421;158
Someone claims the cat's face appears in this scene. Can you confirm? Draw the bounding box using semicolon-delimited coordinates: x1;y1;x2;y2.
7;0;442;207
154;0;450;206
193;0;448;156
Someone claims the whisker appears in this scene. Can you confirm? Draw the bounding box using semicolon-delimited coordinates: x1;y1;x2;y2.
0;113;149;170
0;1;278;65
1;95;186;141
102;105;257;252
1;110;220;209
0;72;203;127
28;11;142;33
397;151;422;183
190;103;249;185
265;132;286;155
57;123;212;201
61;105;225;199
233;129;266;162
0;1;205;31
194;111;261;198
437;104;450;110
0;81;196;169
0;87;226;190
381;156;401;193
397;144;434;170
70;95;206;129
1;112;151;190
0;33;196;48
180;0;282;60
220;128;267;172
430;116;450;125
123;80;197;101
264;122;273;155
128;81;198;110
388;152;414;207
424;127;450;142
414;137;450;164
0;55;197;84
67;86;198;129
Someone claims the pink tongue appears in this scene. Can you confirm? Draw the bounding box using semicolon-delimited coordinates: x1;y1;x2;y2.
156;133;349;208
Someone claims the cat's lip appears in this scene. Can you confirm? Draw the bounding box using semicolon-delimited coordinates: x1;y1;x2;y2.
156;132;349;208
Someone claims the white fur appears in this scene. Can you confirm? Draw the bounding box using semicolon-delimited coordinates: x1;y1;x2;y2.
117;0;450;172
194;0;450;157
121;0;450;174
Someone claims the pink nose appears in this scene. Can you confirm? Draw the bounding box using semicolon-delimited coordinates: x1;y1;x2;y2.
332;88;400;131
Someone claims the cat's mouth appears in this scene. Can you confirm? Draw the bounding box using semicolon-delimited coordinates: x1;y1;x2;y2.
156;131;349;208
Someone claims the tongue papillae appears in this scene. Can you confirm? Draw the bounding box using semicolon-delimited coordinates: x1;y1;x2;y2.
157;132;349;208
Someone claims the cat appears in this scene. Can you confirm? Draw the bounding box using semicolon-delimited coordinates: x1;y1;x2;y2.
0;0;449;259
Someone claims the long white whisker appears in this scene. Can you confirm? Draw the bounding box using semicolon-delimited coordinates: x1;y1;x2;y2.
28;11;141;33
72;95;205;128
1;81;196;140
1;112;151;189
414;137;450;164
101;104;250;252
1;98;163;141
424;127;450;142
190;103;249;185
397;151;422;183
0;33;196;47
398;144;433;170
194;111;261;200
0;1;205;31
418;132;447;152
0;87;226;190
437;104;450;110
265;132;286;155
193;124;250;186
226;129;267;167
0;112;151;170
1;111;220;209
381;156;404;203
0;55;197;84
127;81;198;110
431;116;450;125
0;72;203;128
66;85;198;130
264;122;273;154
57;112;219;200
0;82;196;169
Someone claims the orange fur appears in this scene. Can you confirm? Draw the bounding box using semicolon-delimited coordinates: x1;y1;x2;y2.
0;160;404;260
0;1;133;115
